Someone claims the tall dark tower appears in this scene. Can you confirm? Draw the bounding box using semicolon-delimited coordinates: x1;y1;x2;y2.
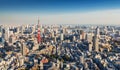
37;18;41;44
93;26;99;52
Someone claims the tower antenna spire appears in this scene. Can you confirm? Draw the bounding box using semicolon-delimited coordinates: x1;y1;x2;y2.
38;17;39;25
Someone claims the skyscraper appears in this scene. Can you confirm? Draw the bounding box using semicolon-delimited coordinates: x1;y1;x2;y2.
80;30;85;40
60;33;64;41
4;27;10;41
0;25;2;33
86;33;93;52
52;31;55;38
21;41;25;55
21;41;28;56
73;36;76;41
111;27;115;33
104;26;108;35
93;26;100;52
54;36;57;43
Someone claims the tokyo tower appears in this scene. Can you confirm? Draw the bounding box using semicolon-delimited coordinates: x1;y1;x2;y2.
37;18;41;44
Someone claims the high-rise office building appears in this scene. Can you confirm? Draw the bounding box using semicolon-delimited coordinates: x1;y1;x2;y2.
89;43;93;52
111;27;115;33
9;36;12;44
80;53;85;64
93;27;100;52
116;31;120;35
1;28;5;40
0;25;3;37
86;33;93;52
19;26;23;35
18;56;24;66
80;30;85;40
54;36;57;43
62;28;67;34
60;33;64;41
104;26;108;35
0;25;3;33
21;41;28;56
52;31;55;38
79;34;82;40
21;42;26;56
16;27;20;34
73;36;76;41
86;33;92;42
32;25;36;34
4;27;10;40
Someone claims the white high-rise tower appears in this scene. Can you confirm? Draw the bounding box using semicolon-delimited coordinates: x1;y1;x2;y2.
93;26;99;52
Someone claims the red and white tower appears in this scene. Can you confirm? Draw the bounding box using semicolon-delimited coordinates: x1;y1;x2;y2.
37;18;41;44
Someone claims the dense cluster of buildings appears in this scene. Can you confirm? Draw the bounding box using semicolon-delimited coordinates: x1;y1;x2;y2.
0;20;120;70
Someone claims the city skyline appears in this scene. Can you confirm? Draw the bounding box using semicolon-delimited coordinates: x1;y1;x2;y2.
0;0;120;25
0;0;120;69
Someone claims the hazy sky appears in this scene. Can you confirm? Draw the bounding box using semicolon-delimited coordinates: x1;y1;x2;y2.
0;0;120;25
